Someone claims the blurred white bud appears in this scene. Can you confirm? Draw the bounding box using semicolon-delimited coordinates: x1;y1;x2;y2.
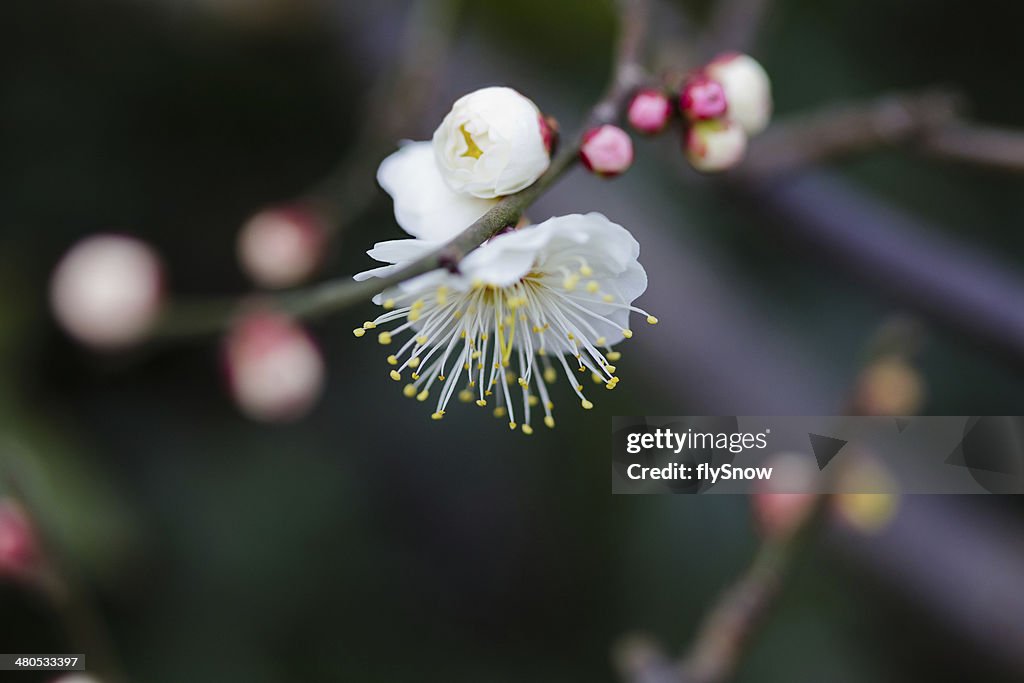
50;234;163;349
0;499;39;578
237;206;326;289
685;119;748;173
579;125;634;177
432;86;551;198
224;311;324;422
705;52;773;135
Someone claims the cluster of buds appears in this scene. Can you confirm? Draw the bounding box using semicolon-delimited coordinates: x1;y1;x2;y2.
619;52;773;173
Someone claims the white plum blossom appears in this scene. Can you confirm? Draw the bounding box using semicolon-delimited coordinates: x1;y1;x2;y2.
377;141;497;241
432;86;551;198
353;213;655;432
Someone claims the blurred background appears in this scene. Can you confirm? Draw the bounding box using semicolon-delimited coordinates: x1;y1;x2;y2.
2;0;1024;681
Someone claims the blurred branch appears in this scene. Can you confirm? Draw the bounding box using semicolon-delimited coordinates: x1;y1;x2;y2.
304;0;463;233
919;122;1024;173
741;89;964;175
736;171;1024;371
151;0;650;340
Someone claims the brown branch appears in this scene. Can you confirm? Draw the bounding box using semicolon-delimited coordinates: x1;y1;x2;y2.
919;122;1024;173
740;89;964;175
150;0;650;341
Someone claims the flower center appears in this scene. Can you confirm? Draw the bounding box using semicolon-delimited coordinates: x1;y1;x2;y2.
459;124;484;159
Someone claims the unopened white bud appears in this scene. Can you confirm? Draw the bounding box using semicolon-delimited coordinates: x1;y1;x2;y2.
705;52;772;135
237;206;326;289
685;119;748;173
50;234;163;349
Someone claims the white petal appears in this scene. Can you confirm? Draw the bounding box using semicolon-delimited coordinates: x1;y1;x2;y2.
377;141;496;241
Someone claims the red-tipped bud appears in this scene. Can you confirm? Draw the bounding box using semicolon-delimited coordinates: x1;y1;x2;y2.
0;500;40;578
223;311;325;422
751;453;818;539
539;114;560;156
684;119;748;173
50;234;164;349
627;89;672;135
579;125;634;177
679;76;728;122
238;206;327;290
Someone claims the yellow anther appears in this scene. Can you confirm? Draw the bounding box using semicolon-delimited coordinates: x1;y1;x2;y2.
544;416;556;428
622;329;633;339
416;335;428;345
471;351;481;359
605;364;617;374
431;411;445;420
586;281;600;293
387;355;398;366
411;299;424;309
504;315;513;326
408;357;421;368
647;315;659;325
528;395;539;407
363;321;376;329
537;348;547;356
576;384;584;391
389;370;402;382
403;384;417;398
436;286;449;305
493;406;507;418
408;310;421;322
509;422;517;431
353;328;366;338
545;401;554;410
563;274;580;291
438;375;445;381
522;424;534;435
567;332;575;341
581;399;594;410
378;331;393;345
517;377;528;388
459;390;474;403
453;311;463;319
460;330;466;339
603;294;615;303
580;264;593;276
383;298;396;310
416;390;429;402
476;399;488;407
592;373;604;384
543;367;558;384
596;336;607;346
605;382;616;390
411;373;420;380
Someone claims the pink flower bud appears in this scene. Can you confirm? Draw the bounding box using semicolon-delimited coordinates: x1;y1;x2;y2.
705;52;773;135
627;89;672;135
751;453;818;539
539;114;560;156
238;206;327;289
579;125;634;177
224;311;325;422
50;234;164;349
679;76;728;122
0;500;39;578
684;119;748;173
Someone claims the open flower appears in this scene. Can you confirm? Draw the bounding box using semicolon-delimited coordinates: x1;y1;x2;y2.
353;213;655;432
433;86;551;198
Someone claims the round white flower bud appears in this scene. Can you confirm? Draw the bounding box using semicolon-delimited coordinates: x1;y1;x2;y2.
224;312;324;422
705;53;772;135
50;234;163;349
685;119;748;173
432;86;551;199
237;206;326;289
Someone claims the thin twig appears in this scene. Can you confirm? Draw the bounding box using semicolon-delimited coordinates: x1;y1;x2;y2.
151;0;650;341
740;89;963;175
919;122;1024;173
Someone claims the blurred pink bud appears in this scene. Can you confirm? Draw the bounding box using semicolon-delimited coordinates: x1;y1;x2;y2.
52;676;104;683
237;207;327;289
224;311;325;422
684;119;748;173
579;125;634;177
50;234;163;349
0;500;39;578
627;89;672;135
679;76;728;122
705;52;773;135
751;453;818;539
